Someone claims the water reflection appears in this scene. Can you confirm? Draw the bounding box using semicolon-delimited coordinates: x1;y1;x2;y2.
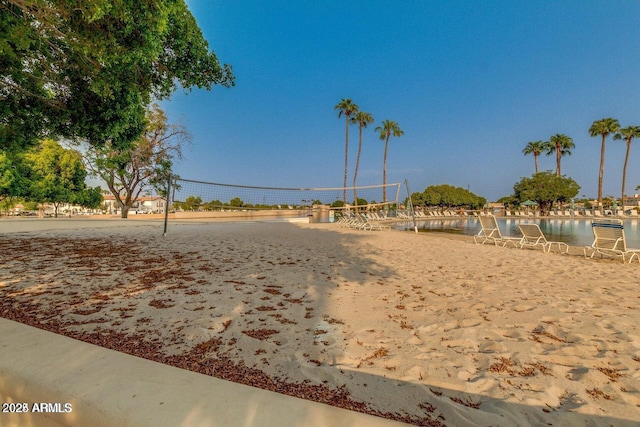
395;217;640;247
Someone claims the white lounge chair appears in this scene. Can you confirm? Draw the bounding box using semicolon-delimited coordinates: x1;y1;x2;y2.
584;219;640;263
357;214;390;231
517;223;569;254
473;215;520;247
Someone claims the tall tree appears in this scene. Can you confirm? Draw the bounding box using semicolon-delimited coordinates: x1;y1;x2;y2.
83;104;190;218
334;99;359;206
522;141;546;174
613;126;640;213
24;139;96;217
0;151;30;202
375;120;404;203
513;172;580;215
352;110;374;205
418;184;486;209
546;134;574;177
589;118;620;213
1;1;234;152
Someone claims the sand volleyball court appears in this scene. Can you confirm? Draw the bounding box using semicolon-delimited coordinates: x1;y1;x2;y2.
1;218;639;426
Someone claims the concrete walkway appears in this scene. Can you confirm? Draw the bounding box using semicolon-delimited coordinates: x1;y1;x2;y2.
0;319;407;426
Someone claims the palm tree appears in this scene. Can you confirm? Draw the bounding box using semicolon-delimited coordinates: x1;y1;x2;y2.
375;119;404;203
334;99;359;206
522;140;546;174
589;118;620;213
613;125;640;213
352;111;374;206
546;134;574;177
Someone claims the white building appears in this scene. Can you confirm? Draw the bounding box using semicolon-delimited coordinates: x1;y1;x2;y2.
102;194;167;214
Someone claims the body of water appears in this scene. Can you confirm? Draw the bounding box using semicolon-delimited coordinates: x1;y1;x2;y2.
395;217;640;248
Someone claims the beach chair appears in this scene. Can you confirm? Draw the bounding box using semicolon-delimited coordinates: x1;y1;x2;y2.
584;219;640;263
517;223;569;254
473;215;520;247
351;214;390;231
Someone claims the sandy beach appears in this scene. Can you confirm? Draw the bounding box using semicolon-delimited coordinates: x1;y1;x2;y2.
1;218;639;426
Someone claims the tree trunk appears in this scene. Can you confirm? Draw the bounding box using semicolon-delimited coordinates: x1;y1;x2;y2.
534;154;539;174
121;205;129;218
383;136;389;203
353;125;362;206
621;138;631;213
343;116;349;206
598;135;606;213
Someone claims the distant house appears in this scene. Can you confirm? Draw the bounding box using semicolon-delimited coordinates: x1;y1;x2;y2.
138;196;167;213
623;195;640;208
489;202;505;214
102;194;166;214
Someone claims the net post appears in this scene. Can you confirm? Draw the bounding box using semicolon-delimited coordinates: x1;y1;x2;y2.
163;174;172;237
404;179;418;233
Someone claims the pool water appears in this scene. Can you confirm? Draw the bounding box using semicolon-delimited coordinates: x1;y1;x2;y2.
395;217;640;248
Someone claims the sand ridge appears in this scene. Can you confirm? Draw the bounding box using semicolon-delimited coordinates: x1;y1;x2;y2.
1;220;639;426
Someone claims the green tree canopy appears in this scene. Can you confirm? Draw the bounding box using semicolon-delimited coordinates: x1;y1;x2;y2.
497;195;517;208
0;150;30;201
177;195;202;211
72;186;103;210
512;172;580;214
229;197;244;207
1;1;234;151
412;184;486;209
24;139;93;216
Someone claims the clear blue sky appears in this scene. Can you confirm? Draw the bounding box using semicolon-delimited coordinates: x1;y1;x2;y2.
162;1;640;201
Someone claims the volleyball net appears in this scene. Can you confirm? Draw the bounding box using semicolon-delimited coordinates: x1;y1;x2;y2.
168;177;401;213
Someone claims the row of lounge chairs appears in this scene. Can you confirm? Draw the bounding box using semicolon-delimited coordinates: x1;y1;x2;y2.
473;215;569;254
505;210;639;218
590;210;639;218
397;210;467;219
335;213;391;231
506;210;577;217
475;215;640;262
